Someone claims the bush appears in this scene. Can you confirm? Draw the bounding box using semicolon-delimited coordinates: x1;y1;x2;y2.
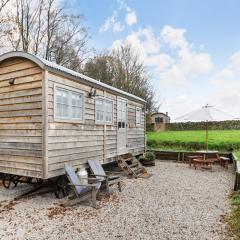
166;120;240;131
146;123;154;132
145;151;155;161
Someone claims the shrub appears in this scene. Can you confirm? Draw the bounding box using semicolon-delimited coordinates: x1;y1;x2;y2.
145;151;155;161
146;123;154;132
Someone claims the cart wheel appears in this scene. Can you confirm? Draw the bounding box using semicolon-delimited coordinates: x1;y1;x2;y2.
55;176;70;199
36;178;43;184
26;177;33;183
2;175;18;189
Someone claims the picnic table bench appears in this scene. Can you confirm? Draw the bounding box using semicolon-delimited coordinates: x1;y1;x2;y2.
192;158;214;170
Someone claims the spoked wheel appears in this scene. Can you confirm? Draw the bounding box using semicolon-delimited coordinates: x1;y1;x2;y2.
54;176;70;199
36;178;43;184
25;177;33;183
2;174;19;189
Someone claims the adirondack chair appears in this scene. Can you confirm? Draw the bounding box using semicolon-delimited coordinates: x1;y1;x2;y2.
88;160;122;195
64;163;101;208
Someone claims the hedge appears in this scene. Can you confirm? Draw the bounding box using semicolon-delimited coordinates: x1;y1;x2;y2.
166;120;240;131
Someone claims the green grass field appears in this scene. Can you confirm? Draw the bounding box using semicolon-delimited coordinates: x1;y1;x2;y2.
228;192;240;238
147;130;240;158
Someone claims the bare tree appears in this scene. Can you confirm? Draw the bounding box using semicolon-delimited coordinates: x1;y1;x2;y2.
0;0;90;71
84;44;157;113
0;0;10;14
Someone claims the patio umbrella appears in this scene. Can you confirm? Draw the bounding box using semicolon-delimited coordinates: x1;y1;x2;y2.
175;104;236;151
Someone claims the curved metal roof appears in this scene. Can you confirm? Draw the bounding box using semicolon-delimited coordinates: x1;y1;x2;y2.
0;51;146;103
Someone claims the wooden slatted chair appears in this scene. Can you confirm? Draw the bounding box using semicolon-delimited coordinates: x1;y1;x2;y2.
64;163;101;208
216;154;230;169
88;160;122;195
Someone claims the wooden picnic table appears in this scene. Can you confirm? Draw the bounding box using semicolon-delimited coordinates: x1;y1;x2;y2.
196;150;219;160
190;150;230;170
188;150;219;170
192;158;214;170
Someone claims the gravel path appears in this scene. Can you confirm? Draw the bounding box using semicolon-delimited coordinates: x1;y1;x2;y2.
0;161;234;240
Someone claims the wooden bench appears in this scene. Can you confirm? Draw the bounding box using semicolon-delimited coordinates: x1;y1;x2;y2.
188;155;203;167
192;158;214;170
219;156;230;169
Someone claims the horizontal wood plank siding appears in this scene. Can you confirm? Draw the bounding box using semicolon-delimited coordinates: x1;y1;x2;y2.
0;58;43;178
47;72;145;177
47;73;106;177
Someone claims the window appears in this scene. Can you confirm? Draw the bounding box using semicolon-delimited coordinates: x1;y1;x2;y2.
136;107;141;125
117;99;127;129
55;85;84;121
96;97;113;124
155;117;163;124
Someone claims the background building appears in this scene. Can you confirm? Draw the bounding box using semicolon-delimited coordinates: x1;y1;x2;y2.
149;112;170;131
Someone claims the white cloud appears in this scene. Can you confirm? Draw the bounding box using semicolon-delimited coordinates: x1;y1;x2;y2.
111;26;213;87
125;9;137;26
208;52;240;117
99;0;137;33
109;25;240;118
99;11;124;33
159;26;213;87
161;25;189;52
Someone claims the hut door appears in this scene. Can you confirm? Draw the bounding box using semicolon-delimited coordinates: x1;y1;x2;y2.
117;98;128;155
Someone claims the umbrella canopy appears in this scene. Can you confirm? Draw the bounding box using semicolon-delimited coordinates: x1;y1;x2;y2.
176;104;235;122
175;104;236;152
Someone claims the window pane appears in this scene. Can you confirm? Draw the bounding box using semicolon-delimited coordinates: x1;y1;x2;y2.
72;95;76;106
62;91;68;105
136;108;141;125
57;103;62;117
63;104;69;116
96;98;104;122
105;100;113;122
72;106;76;118
71;92;83;119
56;92;62;103
96;98;113;123
55;87;84;120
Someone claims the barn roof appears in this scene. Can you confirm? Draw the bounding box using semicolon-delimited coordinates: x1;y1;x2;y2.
151;112;170;117
0;51;146;103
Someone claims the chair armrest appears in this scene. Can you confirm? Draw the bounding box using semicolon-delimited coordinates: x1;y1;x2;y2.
68;183;97;187
78;177;101;181
89;173;108;178
105;171;122;174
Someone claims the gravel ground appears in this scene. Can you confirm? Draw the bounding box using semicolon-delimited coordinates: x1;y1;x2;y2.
0;161;234;240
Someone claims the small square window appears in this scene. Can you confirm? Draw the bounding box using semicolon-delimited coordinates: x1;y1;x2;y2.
55;85;84;121
96;97;113;124
136;107;141;126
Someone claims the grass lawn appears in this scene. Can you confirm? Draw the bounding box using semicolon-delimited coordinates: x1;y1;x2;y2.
147;130;240;156
228;192;240;239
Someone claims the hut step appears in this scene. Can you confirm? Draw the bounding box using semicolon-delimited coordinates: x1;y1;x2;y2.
116;154;147;178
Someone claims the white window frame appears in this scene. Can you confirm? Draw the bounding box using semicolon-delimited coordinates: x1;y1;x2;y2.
95;96;114;125
54;83;85;123
136;107;141;126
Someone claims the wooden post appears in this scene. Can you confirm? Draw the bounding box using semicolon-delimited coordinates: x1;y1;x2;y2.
42;70;49;179
144;104;147;154
206;121;209;152
103;90;106;163
177;152;180;162
103;124;106;163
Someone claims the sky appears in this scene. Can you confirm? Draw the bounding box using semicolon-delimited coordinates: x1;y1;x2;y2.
66;0;240;119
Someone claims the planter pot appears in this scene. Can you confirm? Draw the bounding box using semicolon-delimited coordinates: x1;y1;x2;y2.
141;159;155;166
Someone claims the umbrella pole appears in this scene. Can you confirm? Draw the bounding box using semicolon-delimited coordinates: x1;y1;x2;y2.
206;121;208;152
